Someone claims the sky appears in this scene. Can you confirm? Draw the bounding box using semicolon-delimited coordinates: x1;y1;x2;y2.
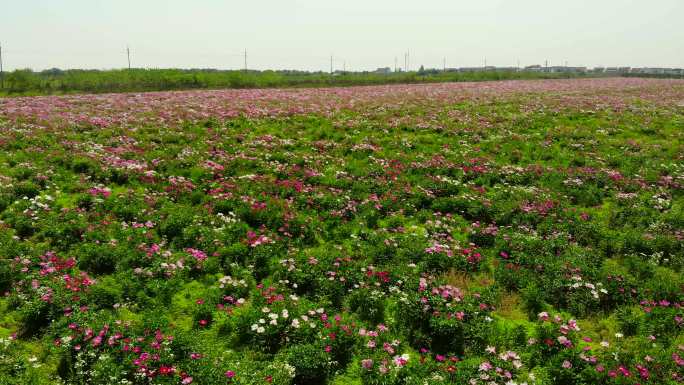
2;0;683;72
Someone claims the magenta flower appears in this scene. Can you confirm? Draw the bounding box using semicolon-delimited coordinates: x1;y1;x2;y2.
186;248;208;261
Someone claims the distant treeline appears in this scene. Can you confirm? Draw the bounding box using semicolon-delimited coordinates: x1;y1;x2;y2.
0;68;592;95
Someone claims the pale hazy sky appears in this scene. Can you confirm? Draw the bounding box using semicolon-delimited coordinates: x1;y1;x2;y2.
3;0;683;71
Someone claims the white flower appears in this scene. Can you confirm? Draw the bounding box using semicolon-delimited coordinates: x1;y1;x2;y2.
256;326;265;333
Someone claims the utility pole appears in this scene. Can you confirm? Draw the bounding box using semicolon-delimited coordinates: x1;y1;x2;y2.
443;57;446;72
126;45;131;70
330;54;333;74
0;43;4;90
517;59;520;71
343;60;346;73
404;53;407;72
484;57;487;70
545;60;548;72
394;56;397;73
244;49;247;71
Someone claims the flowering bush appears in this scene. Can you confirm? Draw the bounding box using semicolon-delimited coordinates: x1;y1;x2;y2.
0;78;683;384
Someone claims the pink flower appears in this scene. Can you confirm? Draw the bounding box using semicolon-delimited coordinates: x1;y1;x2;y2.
562;360;572;369
618;365;631;377
393;354;409;367
361;359;374;370
186;248;208;261
636;364;650;379
225;370;235;378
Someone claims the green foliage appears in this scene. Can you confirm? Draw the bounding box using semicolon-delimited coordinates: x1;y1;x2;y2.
283;344;332;385
0;68;589;95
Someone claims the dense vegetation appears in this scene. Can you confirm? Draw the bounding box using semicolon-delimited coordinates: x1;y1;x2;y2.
0;78;683;385
0;68;587;95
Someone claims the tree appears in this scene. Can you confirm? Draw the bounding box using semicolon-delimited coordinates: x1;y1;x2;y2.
6;69;38;93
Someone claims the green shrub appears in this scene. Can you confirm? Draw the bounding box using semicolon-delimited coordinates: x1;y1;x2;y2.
284;344;331;385
347;288;385;324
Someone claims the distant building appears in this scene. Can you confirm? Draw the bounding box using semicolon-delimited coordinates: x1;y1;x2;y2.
374;67;391;75
458;67;483;72
546;66;587;73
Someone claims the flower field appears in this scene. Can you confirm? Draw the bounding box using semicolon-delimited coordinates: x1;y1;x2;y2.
0;77;683;385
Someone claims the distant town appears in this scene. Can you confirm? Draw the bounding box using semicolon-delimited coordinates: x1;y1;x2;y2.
365;65;684;76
